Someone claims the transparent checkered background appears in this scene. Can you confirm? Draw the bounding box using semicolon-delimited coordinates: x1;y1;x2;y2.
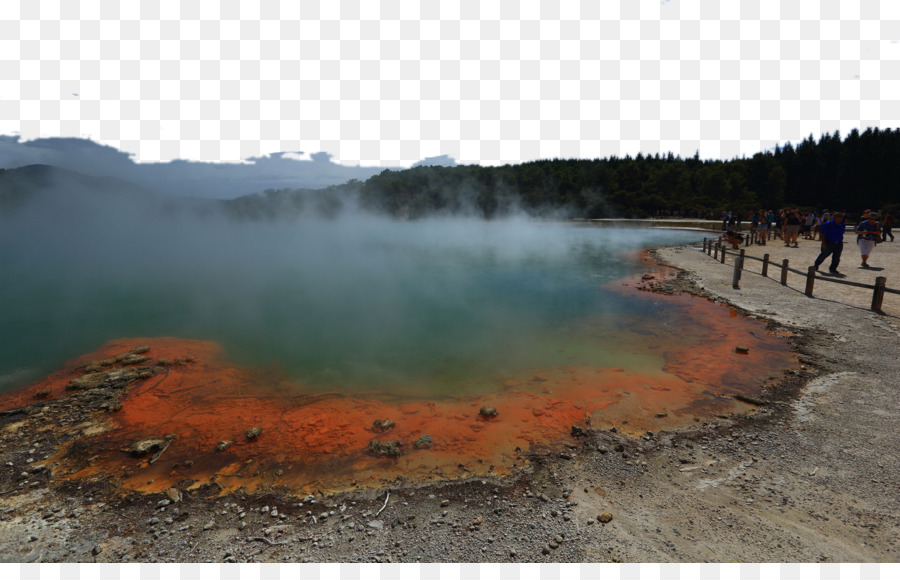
1;0;898;167
1;0;899;576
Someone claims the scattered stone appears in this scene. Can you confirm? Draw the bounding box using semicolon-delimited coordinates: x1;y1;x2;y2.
548;541;559;550
124;437;173;457
165;488;182;503
735;346;750;354
614;444;625;453
203;521;214;531
570;425;586;438
215;441;231;452
34;390;51;399
372;419;395;432
118;354;151;366
598;512;613;524
413;434;433;449
91;545;102;556
67;367;155;391
554;534;564;544
440;499;450;507
246;427;262;439
478;406;498;418
597;446;608;454
367;439;402;457
656;413;668;418
368;520;383;530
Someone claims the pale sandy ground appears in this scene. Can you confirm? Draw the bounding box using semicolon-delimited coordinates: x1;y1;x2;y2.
687;228;900;319
3;227;900;563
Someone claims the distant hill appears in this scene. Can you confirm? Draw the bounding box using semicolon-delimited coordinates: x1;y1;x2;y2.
0;164;166;210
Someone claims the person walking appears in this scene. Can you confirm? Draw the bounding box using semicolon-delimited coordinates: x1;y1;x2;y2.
784;208;801;247
757;208;768;245
813;212;846;275
882;212;894;242
856;212;881;268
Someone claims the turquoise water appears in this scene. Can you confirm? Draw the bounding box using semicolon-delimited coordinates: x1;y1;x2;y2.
0;210;703;394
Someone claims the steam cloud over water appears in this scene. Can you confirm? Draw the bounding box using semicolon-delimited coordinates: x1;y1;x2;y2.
0;183;704;395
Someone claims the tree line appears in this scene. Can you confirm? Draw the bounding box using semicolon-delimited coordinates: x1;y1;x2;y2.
342;126;899;220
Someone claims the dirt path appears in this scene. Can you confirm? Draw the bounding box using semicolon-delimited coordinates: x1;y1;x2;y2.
2;235;899;563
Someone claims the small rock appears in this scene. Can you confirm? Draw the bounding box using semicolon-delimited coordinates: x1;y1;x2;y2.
367;439;402;457
598;512;613;524
372;419;395;432
570;425;586;437
91;545;102;556
413;434;433;449
735;346;750;354
165;488;181;503
215;441;231;452
478;406;498;418
548;541;559;550
203;521;214;531
554;534;564;543
246;427;262;439
440;499;450;507
368;520;383;530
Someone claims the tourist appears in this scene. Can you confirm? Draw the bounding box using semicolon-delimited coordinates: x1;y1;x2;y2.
784;208;801;247
856;213;881;268
757;208;768;245
802;211;815;239
749;210;760;243
813;212;846;275
882;212;894;242
813;212;823;240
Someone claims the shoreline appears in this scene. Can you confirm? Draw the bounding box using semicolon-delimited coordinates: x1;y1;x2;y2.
2;239;899;563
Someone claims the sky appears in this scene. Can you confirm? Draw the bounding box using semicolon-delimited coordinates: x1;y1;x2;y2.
1;0;898;170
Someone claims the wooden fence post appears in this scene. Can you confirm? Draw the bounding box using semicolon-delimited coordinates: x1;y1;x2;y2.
732;251;744;289
762;253;770;277
720;244;727;264
872;276;887;311
781;259;789;286
703;238;707;253
713;241;719;260
804;266;816;297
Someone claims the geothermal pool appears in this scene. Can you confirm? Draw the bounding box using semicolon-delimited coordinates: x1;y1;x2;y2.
0;216;795;493
2;217;707;394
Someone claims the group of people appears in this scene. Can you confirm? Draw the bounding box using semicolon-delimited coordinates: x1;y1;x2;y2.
813;210;894;275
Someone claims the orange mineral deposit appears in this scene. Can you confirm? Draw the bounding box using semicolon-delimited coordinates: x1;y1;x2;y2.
0;260;795;496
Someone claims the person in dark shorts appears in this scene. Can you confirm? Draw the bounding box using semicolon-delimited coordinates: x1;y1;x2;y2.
784;208;801;247
882;213;895;242
813;212;846;275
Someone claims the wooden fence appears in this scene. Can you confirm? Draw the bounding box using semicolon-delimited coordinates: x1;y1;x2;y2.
702;237;898;312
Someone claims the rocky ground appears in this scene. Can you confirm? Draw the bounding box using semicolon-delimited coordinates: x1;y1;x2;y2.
2;234;899;563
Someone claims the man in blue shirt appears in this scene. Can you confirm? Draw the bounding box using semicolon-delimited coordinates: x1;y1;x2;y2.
813;212;846;275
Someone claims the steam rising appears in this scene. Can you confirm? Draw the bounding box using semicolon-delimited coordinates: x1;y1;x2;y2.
0;179;703;395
